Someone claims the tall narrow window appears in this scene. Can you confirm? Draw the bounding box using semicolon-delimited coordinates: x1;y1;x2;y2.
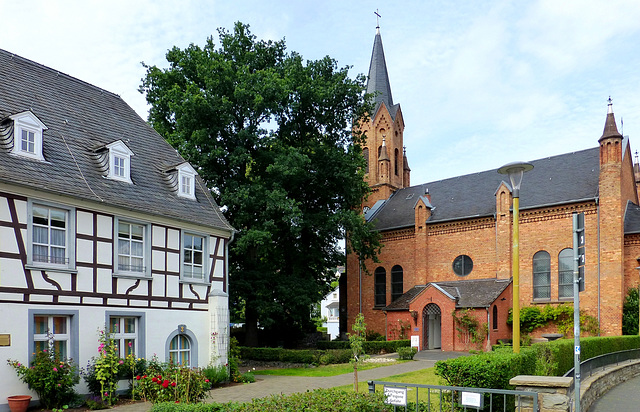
533;251;551;299
558;248;573;299
33;315;70;359
183;234;205;280
180;175;192;196
492;305;498;330
374;267;386;307
169;335;191;366
177;163;197;200
363;147;369;174
394;148;399;175
391;265;403;302
118;221;145;273
109;317;138;357
32;205;67;265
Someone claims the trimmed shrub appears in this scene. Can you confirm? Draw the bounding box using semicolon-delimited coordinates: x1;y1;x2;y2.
397;346;418;360
317;339;410;354
151;388;392;412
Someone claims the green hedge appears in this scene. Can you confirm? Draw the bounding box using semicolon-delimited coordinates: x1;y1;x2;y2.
316;339;410;354
238;347;352;365
151;389;392;412
435;335;640;391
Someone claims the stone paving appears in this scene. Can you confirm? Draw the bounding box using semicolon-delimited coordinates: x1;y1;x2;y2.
589;373;640;412
113;350;468;412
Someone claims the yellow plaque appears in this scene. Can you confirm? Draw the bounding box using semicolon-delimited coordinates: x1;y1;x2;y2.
0;334;10;346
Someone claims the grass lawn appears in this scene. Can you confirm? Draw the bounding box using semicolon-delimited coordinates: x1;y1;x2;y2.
253;360;407;377
332;366;444;395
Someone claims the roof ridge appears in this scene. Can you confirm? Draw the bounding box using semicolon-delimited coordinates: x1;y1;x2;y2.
0;48;123;100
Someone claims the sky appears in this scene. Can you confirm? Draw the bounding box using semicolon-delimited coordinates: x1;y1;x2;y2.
4;0;640;184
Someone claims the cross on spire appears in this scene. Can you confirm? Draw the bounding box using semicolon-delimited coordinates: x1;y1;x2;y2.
375;9;381;29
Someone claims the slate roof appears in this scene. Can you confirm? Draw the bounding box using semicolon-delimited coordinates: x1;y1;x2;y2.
368;148;601;231
0;49;232;233
366;28;400;120
385;278;511;311
624;201;640;234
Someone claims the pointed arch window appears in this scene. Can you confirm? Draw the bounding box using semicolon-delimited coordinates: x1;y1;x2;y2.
533;251;551;299
492;305;498;330
391;265;403;302
558;248;573;299
363;147;369;174
374;267;386;307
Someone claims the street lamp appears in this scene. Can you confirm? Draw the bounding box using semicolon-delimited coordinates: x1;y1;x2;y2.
498;161;534;353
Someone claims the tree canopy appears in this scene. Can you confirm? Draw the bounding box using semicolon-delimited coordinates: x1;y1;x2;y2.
140;22;380;345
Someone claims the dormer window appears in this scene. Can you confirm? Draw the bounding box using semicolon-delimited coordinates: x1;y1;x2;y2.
177;163;197;200
10;111;47;161
106;140;134;183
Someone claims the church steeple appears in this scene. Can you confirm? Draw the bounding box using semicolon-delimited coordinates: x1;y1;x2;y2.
366;26;397;119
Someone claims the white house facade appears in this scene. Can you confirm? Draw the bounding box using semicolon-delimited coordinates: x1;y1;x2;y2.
320;286;340;340
0;49;234;409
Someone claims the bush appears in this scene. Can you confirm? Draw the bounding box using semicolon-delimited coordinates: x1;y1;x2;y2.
316;339;410;354
151;388;392;412
623;287;639;335
397;347;418;360
134;359;210;404
7;347;79;409
202;364;229;387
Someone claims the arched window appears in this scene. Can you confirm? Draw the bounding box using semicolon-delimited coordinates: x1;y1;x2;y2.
394;148;399;175
374;267;386;307
492;305;498;330
558;248;573;298
169;334;191;366
363;147;369;174
533;251;551;299
391;265;403;302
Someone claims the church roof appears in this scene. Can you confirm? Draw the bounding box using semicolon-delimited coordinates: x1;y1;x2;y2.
385;278;511;310
366;28;400;120
367;147;601;231
624;201;640;234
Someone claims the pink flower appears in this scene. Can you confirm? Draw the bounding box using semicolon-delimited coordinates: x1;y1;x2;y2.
205;379;209;383
119;360;124;364
128;342;132;347
53;367;58;372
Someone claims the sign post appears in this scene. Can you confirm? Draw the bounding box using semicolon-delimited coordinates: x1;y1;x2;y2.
572;212;584;412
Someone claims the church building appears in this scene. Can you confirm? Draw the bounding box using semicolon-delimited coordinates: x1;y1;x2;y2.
343;26;640;351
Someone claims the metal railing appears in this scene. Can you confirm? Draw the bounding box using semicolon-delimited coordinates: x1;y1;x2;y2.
563;348;640;398
368;380;539;411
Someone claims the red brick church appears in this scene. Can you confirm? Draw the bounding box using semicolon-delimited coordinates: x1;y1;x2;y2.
343;26;640;351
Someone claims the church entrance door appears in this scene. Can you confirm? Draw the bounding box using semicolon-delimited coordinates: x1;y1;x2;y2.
422;303;441;349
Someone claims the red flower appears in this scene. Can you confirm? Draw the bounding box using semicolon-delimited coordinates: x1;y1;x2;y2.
171;382;176;387
136;375;141;380
152;377;158;383
162;380;169;388
205;379;210;383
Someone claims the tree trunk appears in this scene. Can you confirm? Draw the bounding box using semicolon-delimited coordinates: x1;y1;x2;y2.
245;302;259;347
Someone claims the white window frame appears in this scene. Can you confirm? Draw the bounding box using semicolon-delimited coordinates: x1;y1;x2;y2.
10;111;47;161
169;334;191;366
181;232;209;283
177;163;197;200
106;140;134;183
114;217;150;277
26;200;76;271
28;309;79;363
106;311;146;359
109;316;139;358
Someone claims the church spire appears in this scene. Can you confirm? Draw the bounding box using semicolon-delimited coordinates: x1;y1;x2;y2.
366;21;395;118
600;97;623;141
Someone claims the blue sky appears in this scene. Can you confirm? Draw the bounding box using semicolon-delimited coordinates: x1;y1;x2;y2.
4;0;640;184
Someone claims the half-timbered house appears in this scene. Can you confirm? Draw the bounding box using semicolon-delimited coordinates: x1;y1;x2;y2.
0;49;234;407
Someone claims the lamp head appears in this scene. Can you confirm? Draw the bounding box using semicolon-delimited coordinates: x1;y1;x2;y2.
498;161;534;198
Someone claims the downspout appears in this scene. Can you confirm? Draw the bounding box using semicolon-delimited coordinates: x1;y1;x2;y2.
486;308;491;348
359;259;362;314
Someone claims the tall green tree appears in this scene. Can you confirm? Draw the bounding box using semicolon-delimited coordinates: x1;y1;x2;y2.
141;22;380;346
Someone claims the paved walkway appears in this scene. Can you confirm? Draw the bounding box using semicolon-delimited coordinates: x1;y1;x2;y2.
114;350;467;411
589;373;640;412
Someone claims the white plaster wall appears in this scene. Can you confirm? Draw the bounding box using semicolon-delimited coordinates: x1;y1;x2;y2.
96;215;112;238
0;226;18;253
0;197;10;221
76;211;93;236
152;225;166;247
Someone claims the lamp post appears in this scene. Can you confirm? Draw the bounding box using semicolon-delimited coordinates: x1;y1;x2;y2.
498;161;534;353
